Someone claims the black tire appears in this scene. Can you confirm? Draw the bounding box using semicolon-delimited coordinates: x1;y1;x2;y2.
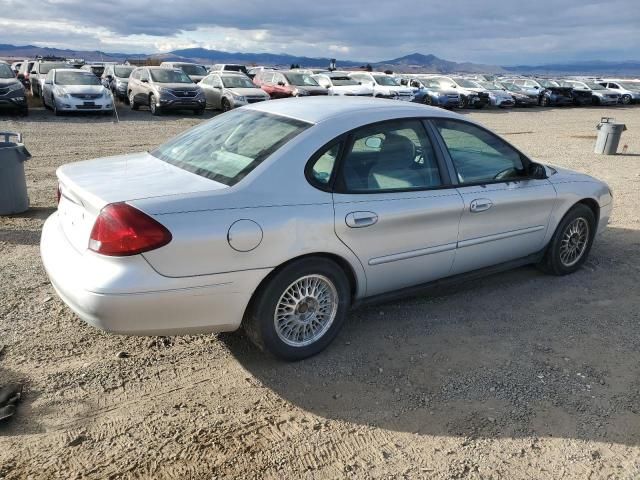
129;92;139;110
19;107;28;117
423;95;433;106
621;94;632;105
592;96;600;106
244;257;351;360
150;94;161;116
459;95;468;108
539;204;596;276
31;83;39;98
221;98;231;112
52;96;61;116
541;96;551;107
194;107;205;115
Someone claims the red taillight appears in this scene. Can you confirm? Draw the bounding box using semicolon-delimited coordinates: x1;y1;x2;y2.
89;203;172;256
56;185;61;205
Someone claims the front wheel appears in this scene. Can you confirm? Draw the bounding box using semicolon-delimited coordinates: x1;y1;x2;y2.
244;258;351;360
129;92;139;110
539;204;596;275
621;94;632;105
221;98;231;112
149;94;161;116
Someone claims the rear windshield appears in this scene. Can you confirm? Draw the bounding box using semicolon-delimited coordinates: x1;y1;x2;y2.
114;66;134;78
330;76;358;86
284;73;319;86
151;110;311;186
223;65;248;74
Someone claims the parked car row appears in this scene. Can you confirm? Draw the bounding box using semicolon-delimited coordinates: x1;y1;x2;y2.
2;57;639;116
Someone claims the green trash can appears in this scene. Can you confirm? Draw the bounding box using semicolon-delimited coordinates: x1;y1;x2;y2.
0;132;30;215
594;117;627;155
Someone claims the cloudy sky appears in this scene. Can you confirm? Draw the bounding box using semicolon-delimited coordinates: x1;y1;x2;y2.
0;0;637;65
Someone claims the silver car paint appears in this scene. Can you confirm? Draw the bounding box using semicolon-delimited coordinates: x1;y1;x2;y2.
42;98;612;335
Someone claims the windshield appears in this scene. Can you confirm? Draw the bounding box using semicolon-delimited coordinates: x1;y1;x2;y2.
0;63;14;79
373;75;399;86
180;64;208;76
114;66;134;78
585;82;605;90
329;76;358;86
417;78;441;89
502;83;521;92
454;78;481;88
40;62;68;74
151;110;311;186
150;69;193;83
539;80;560;88
478;81;501;90
221;75;256;88
55;71;102;85
619;82;640;91
284;73;319;86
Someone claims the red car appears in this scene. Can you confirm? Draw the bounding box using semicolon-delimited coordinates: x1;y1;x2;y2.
253;70;327;98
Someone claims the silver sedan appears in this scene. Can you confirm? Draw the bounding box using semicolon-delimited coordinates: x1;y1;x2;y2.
41;98;613;360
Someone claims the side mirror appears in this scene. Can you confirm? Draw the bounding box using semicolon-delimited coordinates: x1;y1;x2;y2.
277;81;285;86
529;163;547;180
106;75;113;81
141;78;148;83
533;86;539;89
30;70;37;75
45;79;52;85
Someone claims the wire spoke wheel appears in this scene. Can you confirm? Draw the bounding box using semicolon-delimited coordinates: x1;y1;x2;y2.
559;217;590;267
274;274;338;348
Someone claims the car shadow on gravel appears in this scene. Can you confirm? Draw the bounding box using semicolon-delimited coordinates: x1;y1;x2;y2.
226;226;640;445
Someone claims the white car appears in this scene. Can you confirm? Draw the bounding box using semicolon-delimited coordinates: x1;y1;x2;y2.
561;80;620;106
41;98;612;360
312;73;374;96
348;72;414;101
598;79;640;104
42;69;113;115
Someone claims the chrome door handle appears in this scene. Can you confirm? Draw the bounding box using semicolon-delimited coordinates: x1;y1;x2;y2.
470;198;493;213
345;211;378;228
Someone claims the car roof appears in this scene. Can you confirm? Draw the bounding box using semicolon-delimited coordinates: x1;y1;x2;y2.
244;97;459;124
54;68;93;73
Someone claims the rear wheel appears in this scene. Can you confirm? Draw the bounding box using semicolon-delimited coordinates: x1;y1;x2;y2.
423;95;433;106
244;257;351;360
539;204;596;275
621;94;632;105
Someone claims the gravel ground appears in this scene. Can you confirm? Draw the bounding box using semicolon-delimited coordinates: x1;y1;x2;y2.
1;102;639;479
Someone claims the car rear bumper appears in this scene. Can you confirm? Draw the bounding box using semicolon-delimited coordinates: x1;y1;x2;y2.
40;212;271;335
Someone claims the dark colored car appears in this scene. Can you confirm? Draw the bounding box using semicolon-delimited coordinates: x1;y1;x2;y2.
253;70;328;98
408;77;460;109
500;82;538;107
102;64;135;101
537;80;574;107
0;62;28;115
127;66;206;115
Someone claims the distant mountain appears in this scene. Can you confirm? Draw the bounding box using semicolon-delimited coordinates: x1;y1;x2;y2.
0;44;136;62
373;53;507;74
504;60;640;76
1;43;638;76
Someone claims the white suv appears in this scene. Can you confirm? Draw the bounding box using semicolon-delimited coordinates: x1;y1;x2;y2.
312;73;374;96
348;72;414;101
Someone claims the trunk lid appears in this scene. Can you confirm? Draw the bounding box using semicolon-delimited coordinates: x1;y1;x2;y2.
56;152;225;252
